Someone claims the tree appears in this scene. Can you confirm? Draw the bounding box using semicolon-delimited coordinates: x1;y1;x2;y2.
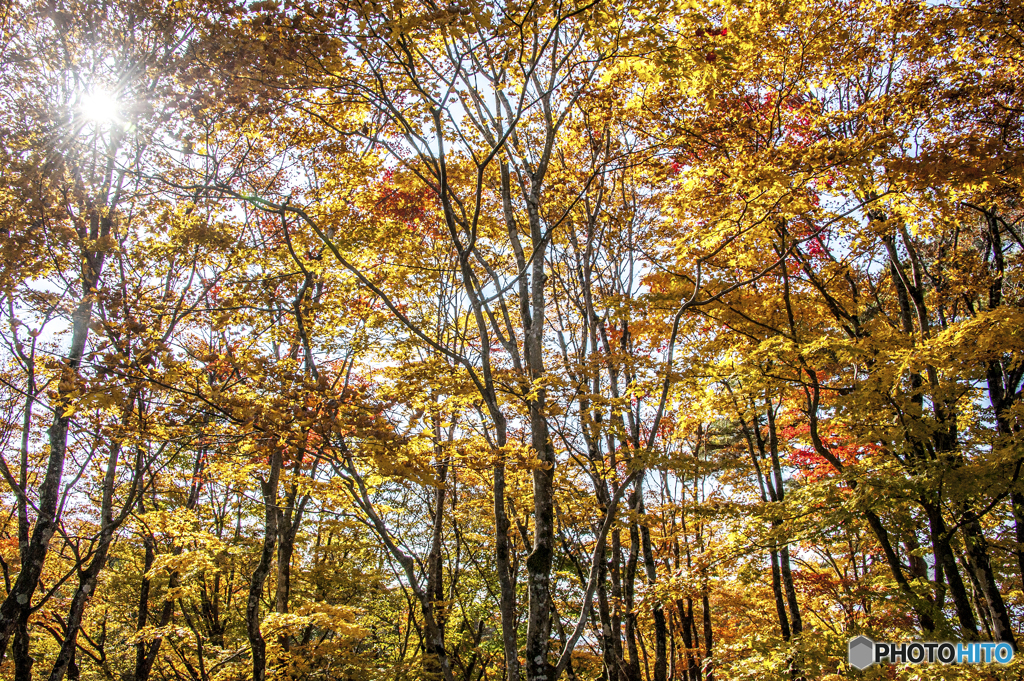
3;1;1024;680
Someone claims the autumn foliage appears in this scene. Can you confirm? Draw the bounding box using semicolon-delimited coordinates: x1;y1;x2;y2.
1;0;1023;680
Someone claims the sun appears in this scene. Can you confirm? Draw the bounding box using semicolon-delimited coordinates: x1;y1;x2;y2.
78;88;121;125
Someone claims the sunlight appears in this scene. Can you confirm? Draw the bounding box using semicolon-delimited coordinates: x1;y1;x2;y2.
78;88;121;125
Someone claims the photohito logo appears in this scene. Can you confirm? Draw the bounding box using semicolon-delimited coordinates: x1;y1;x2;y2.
848;636;1014;669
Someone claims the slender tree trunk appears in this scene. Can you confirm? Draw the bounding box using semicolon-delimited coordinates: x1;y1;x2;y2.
637;487;667;681
739;410;791;643
962;513;1016;646
700;593;712;681
778;544;802;637
962;551;996;640
49;397;144;681
987;342;1024;597
428;456;449;630
624;493;641;681
424;455;449;677
12;378;35;681
1013;493;1024;592
0;188;116;663
805;378;938;634
924;504;978;638
275;509;294;615
597;550;618;681
0;298;96;659
864;510;936;633
684;598;701;681
247;449;282;681
275;514;296;650
46;553;109;681
494;420;520;681
133;532;156;681
12;611;31;681
769;548;790;641
274;481;309;653
134;448;204;681
766;408;802;636
201;573;226;648
134;569;179;681
668;623;676;681
610;528;625;681
525;396;556;681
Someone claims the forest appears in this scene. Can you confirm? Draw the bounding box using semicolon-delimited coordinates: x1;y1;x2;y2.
0;0;1022;679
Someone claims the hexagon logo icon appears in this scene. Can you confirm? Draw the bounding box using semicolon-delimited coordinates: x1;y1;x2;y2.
848;635;876;670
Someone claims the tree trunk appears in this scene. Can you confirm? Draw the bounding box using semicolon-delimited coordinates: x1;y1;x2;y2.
778;544;802;637
769;548;790;641
864;510;936;633
524;394;556;681
134;448;205;681
12;611;31;681
46;563;106;681
247;449;282;681
610;528;625;681
1013;493;1024;593
48;398;144;681
623;494;641;681
962;551;996;640
424;455;449;677
701;592;713;681
923;503;978;638
428;457;449;631
676;599;698;681
274;480;309;653
0;198;114;663
597;553;618;681
494;419;520;681
637;486;667;681
0;299;96;659
962;513;1016;646
275;517;296;649
767;408;802;636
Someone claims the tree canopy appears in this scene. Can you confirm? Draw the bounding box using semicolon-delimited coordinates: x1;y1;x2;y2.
1;0;1023;679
